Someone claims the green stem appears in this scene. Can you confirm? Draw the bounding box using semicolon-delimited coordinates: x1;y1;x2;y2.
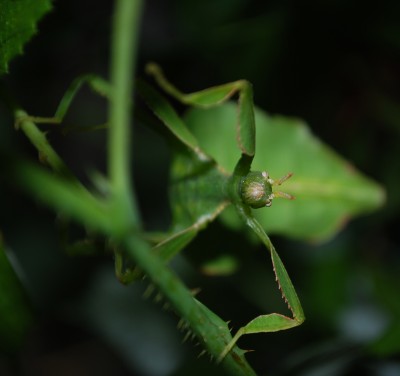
109;0;143;230
124;234;257;376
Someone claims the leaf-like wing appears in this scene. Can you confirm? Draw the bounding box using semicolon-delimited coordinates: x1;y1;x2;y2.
184;103;385;241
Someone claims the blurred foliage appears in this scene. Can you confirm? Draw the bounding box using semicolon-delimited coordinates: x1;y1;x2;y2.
0;239;33;354
0;0;400;375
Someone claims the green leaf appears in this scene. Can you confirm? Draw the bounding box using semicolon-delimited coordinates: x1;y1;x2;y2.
0;0;52;75
184;103;386;242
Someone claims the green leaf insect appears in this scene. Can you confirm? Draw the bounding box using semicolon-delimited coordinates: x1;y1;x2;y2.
9;63;306;362
139;63;305;361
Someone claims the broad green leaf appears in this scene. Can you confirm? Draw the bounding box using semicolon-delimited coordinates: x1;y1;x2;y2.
0;0;52;75
0;239;33;352
184;103;385;242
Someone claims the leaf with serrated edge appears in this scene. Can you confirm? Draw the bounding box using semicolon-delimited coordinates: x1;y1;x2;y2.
0;0;52;75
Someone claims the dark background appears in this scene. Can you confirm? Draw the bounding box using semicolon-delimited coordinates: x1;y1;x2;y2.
1;0;400;375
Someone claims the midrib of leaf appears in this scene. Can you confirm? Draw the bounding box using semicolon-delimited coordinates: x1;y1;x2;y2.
285;178;385;207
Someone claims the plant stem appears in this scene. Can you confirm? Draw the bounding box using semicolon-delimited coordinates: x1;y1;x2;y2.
124;234;257;376
108;3;257;373
109;0;143;230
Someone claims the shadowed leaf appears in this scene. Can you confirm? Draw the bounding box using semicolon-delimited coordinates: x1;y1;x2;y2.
0;0;52;75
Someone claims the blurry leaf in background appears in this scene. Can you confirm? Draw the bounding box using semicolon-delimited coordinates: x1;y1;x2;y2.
184;103;386;242
368;266;400;357
77;267;185;376
0;0;52;75
200;254;239;276
0;236;33;353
